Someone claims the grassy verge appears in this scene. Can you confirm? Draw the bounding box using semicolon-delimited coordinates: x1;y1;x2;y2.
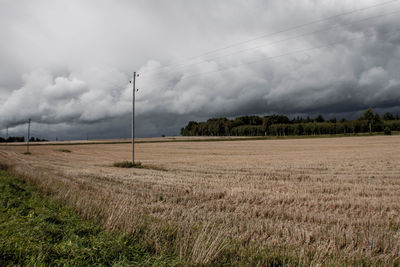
0;168;182;266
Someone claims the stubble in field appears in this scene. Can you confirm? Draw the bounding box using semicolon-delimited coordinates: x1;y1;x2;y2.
1;136;399;265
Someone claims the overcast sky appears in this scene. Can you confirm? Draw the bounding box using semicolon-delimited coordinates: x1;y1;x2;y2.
1;0;400;139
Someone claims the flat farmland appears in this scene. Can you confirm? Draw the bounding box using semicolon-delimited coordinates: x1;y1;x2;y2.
1;136;399;265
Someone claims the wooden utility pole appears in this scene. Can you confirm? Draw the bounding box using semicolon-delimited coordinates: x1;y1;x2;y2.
5;127;8;148
132;72;137;163
27;119;31;153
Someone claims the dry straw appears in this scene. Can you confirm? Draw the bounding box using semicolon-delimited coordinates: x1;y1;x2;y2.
0;135;399;265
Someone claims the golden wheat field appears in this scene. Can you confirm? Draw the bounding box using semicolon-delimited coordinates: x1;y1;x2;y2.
1;135;400;265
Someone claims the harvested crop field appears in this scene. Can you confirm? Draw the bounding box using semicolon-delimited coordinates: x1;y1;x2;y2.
1;135;399;265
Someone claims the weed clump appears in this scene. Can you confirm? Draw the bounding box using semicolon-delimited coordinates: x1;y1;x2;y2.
113;161;143;168
57;149;71;153
113;161;167;171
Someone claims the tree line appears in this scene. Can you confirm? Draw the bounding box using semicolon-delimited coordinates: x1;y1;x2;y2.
181;108;400;137
0;136;47;143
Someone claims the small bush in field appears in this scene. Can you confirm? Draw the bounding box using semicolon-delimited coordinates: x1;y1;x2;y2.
113;161;143;168
113;161;167;171
384;127;392;135
57;149;71;153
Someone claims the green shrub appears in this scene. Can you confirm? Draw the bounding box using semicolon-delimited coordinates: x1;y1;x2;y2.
384;126;392;135
113;161;143;168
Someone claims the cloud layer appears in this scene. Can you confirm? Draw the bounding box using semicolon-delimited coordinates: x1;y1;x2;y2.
1;0;400;139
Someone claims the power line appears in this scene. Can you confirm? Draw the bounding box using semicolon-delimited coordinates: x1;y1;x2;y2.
139;8;400;80
140;27;399;91
184;28;399;79
140;0;399;75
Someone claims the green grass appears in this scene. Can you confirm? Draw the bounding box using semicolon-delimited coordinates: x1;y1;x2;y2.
0;169;182;266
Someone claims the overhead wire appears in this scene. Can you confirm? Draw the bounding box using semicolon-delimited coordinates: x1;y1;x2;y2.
139;0;399;76
138;28;399;91
139;7;400;81
182;28;399;79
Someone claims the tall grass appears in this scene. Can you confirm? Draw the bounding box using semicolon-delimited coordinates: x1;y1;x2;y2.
1;163;232;265
0;169;183;266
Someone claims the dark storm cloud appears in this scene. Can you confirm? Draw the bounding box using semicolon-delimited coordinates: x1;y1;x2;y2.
1;0;400;139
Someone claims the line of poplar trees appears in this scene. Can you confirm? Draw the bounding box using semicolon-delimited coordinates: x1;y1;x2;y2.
181;108;400;137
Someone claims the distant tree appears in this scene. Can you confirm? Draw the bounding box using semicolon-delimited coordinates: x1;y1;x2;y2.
297;124;304;135
263;114;289;126
314;115;325;123
383;112;395;121
4;136;25;142
205;118;230;136
292;116;305;123
384;126;392;135
231;117;246;128
181;121;199;136
373;113;384;132
248;116;263;125
360;108;375;134
181;108;394;137
373;113;381;122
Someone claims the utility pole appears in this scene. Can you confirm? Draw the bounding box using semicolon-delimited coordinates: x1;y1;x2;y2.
131;72;137;163
5;126;8;148
27;119;31;153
